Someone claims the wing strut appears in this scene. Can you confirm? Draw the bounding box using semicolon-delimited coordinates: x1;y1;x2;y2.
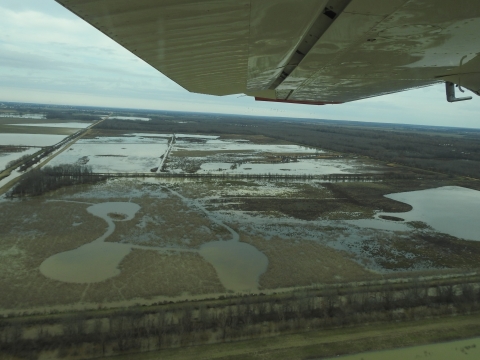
446;82;472;103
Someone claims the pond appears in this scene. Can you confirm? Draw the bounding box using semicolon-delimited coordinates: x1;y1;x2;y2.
40;202;141;283
40;198;268;292
199;240;268;292
378;186;480;241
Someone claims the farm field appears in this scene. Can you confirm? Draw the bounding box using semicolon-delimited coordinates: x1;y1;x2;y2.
48;135;170;173
167;134;378;176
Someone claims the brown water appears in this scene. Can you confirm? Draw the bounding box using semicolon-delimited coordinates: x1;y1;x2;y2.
39;197;268;291
379;186;480;241
199;240;268;292
39;202;140;283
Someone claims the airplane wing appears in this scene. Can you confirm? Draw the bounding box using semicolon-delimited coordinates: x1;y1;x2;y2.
55;0;480;104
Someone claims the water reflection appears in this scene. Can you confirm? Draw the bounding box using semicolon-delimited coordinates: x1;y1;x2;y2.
40;242;132;283
199;241;268;292
378;186;480;241
40;202;140;283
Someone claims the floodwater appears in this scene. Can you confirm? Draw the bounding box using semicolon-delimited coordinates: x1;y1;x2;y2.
40;202;141;283
330;337;480;360
78;134;170;144
39;242;133;283
0;133;67;147
133;133;172;138
0;148;38;169
48;143;169;173
176;134;219;139
378;186;480;241
344;219;410;232
199;160;358;175
199;240;268;292
0;169;23;190
175;139;318;153
0;113;45;119
40;194;268;292
110;116;150;121
167;187;267;291
8;122;91;128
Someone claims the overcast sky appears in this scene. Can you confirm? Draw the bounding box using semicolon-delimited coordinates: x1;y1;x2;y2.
1;0;479;128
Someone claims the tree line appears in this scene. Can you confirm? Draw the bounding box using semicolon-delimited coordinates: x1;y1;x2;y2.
1;278;480;359
46;110;101;121
7;164;106;198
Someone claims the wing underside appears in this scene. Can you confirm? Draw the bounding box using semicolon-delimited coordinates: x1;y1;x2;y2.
56;0;480;103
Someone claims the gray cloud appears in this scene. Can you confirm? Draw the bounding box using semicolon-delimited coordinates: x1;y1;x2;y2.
0;1;479;128
0;48;69;70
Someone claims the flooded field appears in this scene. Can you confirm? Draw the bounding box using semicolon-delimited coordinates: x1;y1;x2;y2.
0;113;45;119
1;129;479;317
7;122;91;129
1;175;480;314
0;147;38;169
110;116;150;121
43;132;378;175
45;133;172;172
199;159;360;175
4;103;480;356
167;135;378;175
48;143;169;173
0;133;67;146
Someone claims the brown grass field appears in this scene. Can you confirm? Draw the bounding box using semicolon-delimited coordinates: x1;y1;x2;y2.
241;234;379;288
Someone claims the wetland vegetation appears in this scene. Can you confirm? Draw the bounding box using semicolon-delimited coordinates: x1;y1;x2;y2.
1;102;480;359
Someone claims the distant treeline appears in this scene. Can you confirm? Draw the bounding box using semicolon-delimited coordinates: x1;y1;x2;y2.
7;165;105;198
98;116;480;178
0;146;29;154
46;111;101;121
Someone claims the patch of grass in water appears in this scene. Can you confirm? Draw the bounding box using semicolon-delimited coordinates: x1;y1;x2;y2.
223;180;259;187
379;215;404;221
407;221;433;230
